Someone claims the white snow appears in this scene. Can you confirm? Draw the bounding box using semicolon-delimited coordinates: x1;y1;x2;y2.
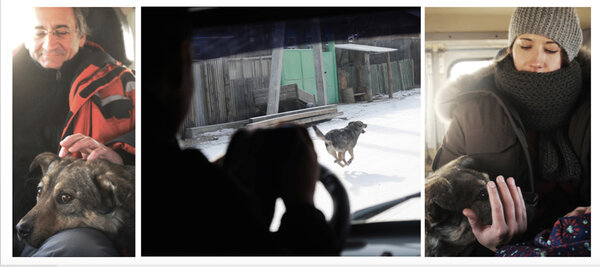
185;89;422;230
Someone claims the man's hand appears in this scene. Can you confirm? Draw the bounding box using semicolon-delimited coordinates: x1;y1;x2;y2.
59;133;123;165
462;176;527;252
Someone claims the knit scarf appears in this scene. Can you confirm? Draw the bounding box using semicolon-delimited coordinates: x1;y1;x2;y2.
495;56;582;182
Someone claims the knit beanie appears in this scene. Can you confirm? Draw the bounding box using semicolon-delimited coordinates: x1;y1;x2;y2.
509;7;582;62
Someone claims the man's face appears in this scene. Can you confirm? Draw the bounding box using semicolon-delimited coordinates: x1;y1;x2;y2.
24;8;86;69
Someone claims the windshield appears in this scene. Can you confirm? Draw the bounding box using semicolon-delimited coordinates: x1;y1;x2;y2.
179;7;421;229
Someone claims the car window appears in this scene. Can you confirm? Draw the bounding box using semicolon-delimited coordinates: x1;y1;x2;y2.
449;59;493;81
180;7;421;230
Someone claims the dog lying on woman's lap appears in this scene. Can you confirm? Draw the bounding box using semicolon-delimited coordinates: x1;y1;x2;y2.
425;155;537;256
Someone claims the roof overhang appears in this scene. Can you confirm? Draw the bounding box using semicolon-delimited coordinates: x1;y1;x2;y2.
335;43;397;54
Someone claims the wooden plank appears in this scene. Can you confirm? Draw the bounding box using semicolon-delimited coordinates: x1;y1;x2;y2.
192;62;205;127
250;104;337;123
296;86;315;105
247;107;338;127
249;107;337;126
292;111;344;125
266;22;285;115
222;58;236;122
185;119;250;138
386;52;393;98
253;83;300;106
311;18;327;106
203;60;218;124
364;53;373;102
247;110;342;128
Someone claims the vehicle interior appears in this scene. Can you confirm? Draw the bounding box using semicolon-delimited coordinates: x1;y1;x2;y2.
86;7;136;69
185;7;421;256
424;7;591;174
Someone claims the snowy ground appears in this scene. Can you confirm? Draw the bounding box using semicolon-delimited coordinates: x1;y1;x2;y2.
181;89;422;229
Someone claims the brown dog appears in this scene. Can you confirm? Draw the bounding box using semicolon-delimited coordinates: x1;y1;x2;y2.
312;121;367;167
16;152;135;255
425;155;537;256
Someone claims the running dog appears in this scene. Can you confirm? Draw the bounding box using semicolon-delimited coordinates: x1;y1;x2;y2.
425;155;537;256
16;152;135;255
312;121;367;167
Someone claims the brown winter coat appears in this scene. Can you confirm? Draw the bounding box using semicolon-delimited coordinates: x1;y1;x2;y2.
432;50;590;231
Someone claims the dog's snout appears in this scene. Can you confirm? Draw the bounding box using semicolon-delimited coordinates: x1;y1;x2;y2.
523;192;539;206
16;221;32;239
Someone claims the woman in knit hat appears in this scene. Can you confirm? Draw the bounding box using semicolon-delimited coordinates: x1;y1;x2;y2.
431;7;590;255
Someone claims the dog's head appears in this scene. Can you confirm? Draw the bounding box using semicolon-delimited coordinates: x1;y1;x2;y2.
348;121;367;134
16;152;135;248
425;156;492;256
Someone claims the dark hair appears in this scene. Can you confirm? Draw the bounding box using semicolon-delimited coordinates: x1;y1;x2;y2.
560;50;570;67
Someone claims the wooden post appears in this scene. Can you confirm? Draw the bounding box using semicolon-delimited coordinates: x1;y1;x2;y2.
266;22;285;115
222;58;236;121
311;18;327;106
192;62;206;126
386;52;393;98
365;53;373;102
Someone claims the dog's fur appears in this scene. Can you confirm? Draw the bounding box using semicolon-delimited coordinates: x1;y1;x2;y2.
425;156;537;256
16;152;135;256
312;121;367;167
425;156;492;256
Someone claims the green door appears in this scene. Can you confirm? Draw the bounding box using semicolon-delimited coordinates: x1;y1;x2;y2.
281;44;338;104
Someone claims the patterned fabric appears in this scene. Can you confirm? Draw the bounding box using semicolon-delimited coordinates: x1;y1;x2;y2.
496;213;591;257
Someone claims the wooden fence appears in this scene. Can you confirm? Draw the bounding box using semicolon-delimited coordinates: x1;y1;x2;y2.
337;58;415;97
182;56;271;130
182;48;416;130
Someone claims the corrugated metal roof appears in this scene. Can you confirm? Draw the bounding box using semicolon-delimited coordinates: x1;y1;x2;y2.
335;43;397;53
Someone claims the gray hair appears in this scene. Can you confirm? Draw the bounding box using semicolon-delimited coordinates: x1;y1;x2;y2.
73;7;89;37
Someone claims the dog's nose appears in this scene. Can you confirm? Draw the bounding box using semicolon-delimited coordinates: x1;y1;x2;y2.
16;221;32;239
523;192;539;206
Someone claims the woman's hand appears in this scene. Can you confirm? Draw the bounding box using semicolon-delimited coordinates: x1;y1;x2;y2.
462;176;527;252
564;206;591;217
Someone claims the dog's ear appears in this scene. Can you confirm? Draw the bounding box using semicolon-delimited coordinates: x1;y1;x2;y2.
425;178;456;225
454;155;478;170
29;152;60;175
95;169;135;213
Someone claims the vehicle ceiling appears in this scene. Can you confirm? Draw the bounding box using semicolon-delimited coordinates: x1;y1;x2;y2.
425;7;590;33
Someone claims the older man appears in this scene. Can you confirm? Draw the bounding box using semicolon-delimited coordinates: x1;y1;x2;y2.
13;7;135;256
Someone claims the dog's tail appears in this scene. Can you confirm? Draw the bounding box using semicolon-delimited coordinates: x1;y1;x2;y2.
312;125;327;141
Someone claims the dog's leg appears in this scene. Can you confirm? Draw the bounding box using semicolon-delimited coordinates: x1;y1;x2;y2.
338;152;349;167
332;152;344;167
347;148;355;165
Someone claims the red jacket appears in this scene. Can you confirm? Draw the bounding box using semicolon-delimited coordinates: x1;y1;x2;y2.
61;41;135;156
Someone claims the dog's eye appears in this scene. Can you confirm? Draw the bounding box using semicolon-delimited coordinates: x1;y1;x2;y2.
57;193;73;204
36;187;42;201
478;189;489;200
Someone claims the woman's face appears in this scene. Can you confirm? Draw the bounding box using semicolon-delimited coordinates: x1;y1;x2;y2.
511;33;563;73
